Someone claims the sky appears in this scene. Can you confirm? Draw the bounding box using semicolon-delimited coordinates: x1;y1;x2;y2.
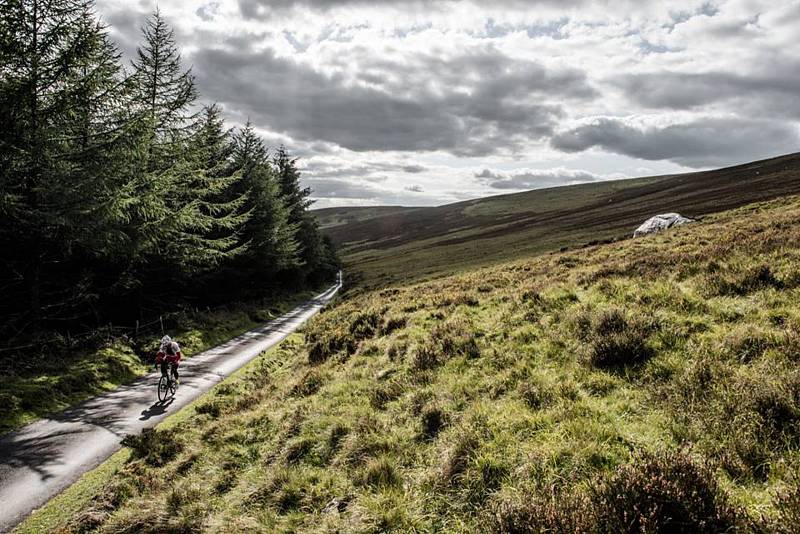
96;0;800;208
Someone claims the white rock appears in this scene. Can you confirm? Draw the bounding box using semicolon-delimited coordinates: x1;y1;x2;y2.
633;213;694;238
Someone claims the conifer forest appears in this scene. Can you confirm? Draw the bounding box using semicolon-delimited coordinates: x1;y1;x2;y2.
0;0;340;352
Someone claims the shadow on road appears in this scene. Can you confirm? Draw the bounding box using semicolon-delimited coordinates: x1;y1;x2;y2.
0;427;90;480
139;399;174;421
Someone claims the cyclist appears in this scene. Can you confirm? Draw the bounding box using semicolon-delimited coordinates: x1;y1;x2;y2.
156;335;182;382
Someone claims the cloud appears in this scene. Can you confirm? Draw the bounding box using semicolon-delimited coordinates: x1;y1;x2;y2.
303;176;439;207
237;0;546;19
476;167;616;190
196;2;220;21
192;44;595;156
238;0;422;18
551;117;800;168
401;164;427;173
616;68;800;118
301;159;430;179
94;0;800;207
235;0;700;20
303;177;383;198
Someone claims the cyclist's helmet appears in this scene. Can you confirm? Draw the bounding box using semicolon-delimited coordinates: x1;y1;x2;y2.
166;341;179;356
160;335;171;350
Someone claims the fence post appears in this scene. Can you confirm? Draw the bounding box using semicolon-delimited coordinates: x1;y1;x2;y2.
160;315;164;335
135;320;139;337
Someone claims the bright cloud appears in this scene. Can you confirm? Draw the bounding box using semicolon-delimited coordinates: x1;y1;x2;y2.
95;0;800;207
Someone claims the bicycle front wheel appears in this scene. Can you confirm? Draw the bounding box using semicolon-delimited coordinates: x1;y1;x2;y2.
158;375;170;402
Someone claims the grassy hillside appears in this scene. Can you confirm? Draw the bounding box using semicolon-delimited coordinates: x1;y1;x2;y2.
29;194;800;532
322;152;800;289
315;206;418;230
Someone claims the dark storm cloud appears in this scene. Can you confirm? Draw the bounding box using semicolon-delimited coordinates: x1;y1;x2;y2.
102;8;147;60
302;162;375;179
196;48;468;153
239;0;401;19
476;168;607;189
354;45;598;102
551;117;800;168
192;45;595;156
237;0;589;19
402;164;427;173
616;68;800;118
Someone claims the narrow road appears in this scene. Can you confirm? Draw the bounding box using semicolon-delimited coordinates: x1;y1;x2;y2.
0;281;341;532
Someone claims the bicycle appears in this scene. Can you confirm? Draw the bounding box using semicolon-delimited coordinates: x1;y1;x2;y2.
157;361;179;402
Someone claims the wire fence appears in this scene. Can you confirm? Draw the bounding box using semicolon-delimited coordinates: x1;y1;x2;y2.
0;310;182;354
0;273;342;355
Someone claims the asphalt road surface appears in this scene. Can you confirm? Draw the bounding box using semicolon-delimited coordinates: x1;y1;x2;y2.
0;281;341;532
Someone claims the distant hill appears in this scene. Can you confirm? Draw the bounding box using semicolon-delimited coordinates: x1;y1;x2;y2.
318;152;800;288
315;206;418;230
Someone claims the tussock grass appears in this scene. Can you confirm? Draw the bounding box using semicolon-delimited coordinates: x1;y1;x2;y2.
122;428;184;467
489;451;750;534
580;307;655;370
34;195;800;532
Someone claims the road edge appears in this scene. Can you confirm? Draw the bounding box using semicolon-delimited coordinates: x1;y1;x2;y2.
6;277;341;533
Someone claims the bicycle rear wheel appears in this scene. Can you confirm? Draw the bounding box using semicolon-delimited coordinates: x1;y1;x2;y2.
158;375;170;402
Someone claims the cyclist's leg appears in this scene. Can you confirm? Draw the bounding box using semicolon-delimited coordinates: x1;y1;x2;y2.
160;361;168;376
172;362;179;381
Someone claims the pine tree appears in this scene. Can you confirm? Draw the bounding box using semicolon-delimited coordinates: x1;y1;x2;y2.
174;103;247;268
130;8;196;172
0;0;131;334
272;145;331;282
0;0;339;344
62;8;138;256
0;0;97;239
127;11;241;301
273;145;313;223
232;123;299;282
195;104;234;180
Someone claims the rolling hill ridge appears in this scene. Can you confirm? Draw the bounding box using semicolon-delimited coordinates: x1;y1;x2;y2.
317;152;800;288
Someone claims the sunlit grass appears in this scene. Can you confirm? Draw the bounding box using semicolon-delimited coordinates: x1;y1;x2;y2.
21;195;800;532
